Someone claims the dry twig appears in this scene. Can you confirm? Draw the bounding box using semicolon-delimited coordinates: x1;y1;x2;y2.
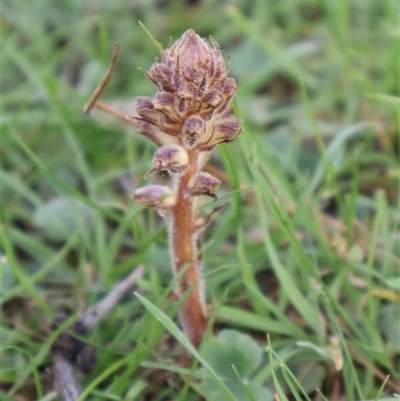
84;44;120;114
53;351;82;401
52;266;144;400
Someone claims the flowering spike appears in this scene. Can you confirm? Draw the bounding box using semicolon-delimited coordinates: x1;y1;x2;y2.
131;30;242;347
135;29;241;153
87;29;243;348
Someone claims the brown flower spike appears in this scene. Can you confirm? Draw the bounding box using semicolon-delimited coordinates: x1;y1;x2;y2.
133;29;241;150
131;30;242;347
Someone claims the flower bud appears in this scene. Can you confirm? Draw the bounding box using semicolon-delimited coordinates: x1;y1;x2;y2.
144;145;188;178
187;172;221;200
163;30;212;77
133;185;175;209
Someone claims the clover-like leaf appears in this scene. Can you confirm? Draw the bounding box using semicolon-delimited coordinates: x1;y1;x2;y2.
198;330;273;401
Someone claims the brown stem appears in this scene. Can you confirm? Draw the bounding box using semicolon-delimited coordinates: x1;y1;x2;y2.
171;148;207;348
90;100;140;130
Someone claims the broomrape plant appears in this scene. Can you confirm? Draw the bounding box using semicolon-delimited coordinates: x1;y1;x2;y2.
88;30;242;348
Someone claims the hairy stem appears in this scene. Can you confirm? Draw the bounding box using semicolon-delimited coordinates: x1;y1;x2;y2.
171;149;207;347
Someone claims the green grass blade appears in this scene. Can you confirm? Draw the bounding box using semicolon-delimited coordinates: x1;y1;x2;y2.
10;314;78;394
228;6;330;169
138;21;163;52
255;190;322;335
6;44;95;196
280;367;304;401
266;335;289;401
237;229;267;317
135;293;238;401
243;283;306;338
216;305;302;336
5;346;43;398
8;125;122;223
231;364;257;401
2;231;78;304
374;376;390;401
218;144;242;227
321;292;364;400
2;231;51;315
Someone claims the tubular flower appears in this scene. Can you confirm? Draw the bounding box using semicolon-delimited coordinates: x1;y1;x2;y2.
144;144;189;178
187;172;221;200
132;185;175;209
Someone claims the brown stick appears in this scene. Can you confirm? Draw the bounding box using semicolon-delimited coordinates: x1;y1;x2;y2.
84;44;120;114
78;266;144;330
52;267;144;400
171;149;207;348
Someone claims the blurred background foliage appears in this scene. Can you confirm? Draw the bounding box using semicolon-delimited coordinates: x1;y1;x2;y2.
2;0;399;400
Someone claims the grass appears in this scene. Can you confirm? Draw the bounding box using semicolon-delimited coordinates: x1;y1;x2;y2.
2;0;399;400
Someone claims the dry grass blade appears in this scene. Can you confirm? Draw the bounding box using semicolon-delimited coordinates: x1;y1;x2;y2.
90;100;138;125
83;44;120;114
51;267;144;400
349;347;400;393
